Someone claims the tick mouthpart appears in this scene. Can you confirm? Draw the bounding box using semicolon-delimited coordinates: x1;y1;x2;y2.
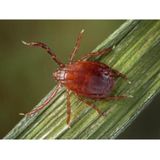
53;71;58;80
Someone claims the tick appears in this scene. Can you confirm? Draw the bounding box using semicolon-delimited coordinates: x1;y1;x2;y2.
20;29;130;127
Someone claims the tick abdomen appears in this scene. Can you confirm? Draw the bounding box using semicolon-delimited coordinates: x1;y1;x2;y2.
60;61;115;99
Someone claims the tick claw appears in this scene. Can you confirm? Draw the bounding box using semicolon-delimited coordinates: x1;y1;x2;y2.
102;112;107;116
19;113;25;116
112;45;116;49
127;80;132;84
128;95;133;98
21;40;28;45
81;29;85;33
19;112;31;117
99;111;107;116
22;40;36;46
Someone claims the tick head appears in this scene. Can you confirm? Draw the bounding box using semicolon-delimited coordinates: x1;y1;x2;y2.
53;68;67;82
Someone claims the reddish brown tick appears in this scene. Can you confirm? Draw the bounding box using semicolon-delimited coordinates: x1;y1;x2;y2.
20;29;131;127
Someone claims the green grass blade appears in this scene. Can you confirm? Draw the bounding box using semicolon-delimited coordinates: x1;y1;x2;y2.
4;20;160;139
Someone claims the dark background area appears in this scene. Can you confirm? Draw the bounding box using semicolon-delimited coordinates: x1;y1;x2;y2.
0;20;159;139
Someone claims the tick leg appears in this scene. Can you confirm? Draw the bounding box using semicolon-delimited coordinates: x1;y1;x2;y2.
78;97;105;116
69;29;85;63
111;68;131;84
80;47;113;61
66;89;71;127
19;83;61;116
22;41;64;68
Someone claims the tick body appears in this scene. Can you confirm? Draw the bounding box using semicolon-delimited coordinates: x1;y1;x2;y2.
54;61;115;99
21;29;129;127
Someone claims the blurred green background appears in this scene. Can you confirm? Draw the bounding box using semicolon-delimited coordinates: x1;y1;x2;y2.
0;20;159;139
